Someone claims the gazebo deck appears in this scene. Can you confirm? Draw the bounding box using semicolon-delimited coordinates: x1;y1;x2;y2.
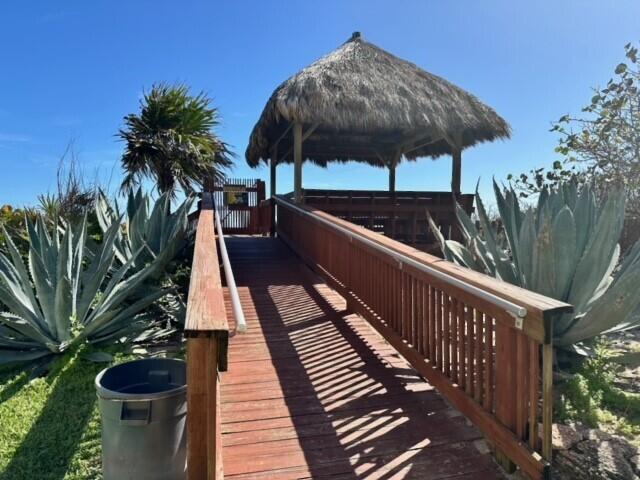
221;237;504;479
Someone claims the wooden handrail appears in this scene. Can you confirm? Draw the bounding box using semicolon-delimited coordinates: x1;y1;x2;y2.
275;195;570;480
185;192;228;480
276;196;571;342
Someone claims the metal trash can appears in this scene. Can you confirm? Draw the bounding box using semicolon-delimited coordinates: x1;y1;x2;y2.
95;358;187;480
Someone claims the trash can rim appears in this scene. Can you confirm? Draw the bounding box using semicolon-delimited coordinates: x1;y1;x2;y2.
95;358;187;401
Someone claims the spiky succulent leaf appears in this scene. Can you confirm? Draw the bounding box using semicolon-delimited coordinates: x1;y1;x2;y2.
429;179;640;350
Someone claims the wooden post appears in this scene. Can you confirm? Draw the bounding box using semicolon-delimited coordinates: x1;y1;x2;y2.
186;336;209;480
542;342;554;461
293;122;303;203
270;147;277;236
387;150;401;193
451;146;462;194
270;146;277;198
206;338;220;479
388;165;396;193
187;335;223;480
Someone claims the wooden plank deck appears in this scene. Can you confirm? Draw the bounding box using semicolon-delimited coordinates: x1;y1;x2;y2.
222;237;505;479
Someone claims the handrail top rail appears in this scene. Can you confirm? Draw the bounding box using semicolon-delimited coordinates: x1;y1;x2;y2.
184;192;229;335
301;188;474;196
212;196;247;334
275;195;572;327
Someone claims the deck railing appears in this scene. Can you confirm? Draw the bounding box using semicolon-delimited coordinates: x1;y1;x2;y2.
301;188;475;249
275;195;572;480
184;192;233;480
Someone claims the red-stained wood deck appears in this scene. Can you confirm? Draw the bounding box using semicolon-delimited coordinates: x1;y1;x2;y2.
222;237;505;480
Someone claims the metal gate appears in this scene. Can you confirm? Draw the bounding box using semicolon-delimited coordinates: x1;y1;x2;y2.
212;178;268;235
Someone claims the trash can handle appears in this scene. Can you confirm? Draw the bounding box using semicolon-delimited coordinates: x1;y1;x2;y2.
120;400;151;426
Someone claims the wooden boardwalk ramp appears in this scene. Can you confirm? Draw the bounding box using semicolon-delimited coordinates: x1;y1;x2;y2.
221;237;504;479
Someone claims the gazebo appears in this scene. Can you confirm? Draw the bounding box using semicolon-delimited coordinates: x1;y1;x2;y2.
246;32;510;247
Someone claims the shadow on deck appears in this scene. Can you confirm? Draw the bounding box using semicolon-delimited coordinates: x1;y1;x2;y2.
221;237;504;479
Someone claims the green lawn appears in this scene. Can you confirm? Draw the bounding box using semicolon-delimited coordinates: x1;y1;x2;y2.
0;350;129;480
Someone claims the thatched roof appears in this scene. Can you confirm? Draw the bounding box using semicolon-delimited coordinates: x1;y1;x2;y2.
246;32;511;168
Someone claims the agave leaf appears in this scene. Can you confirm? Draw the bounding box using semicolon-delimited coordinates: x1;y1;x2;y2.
530;218;556;297
551;206;577;300
147;193;169;252
0;224;43;319
71;215;88;313
470;237;496;277
89;253;165;323
444;240;480;270
83;351;114;363
95;190;118;232
560;267;640;345
29;248;57;338
54;275;73;342
0;348;51;365
426;210;451;261
573;185;596;256
475;192;518;283
76;220;121;324
493;179;522;271
568;191;626;315
0;312;56;349
82;288;166;340
516;209;536;288
453;201;479;242
586;245;619;309
128;195;149;259
614;237;640;280
36;215;57;277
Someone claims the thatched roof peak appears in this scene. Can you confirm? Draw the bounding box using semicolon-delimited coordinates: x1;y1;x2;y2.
246;33;511;168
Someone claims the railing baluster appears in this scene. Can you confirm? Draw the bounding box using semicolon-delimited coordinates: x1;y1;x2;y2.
458;301;466;390
435;289;443;371
528;339;540;450
483;316;494;413
475;311;484;403
428;285;436;362
442;293;449;376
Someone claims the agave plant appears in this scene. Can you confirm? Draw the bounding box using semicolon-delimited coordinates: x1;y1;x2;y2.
95;188;194;323
429;179;640;352
96;188;193;274
0;214;168;366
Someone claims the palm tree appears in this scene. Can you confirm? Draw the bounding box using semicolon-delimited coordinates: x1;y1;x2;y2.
118;83;232;197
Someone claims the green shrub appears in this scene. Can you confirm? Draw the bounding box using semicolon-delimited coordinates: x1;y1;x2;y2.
556;343;640;442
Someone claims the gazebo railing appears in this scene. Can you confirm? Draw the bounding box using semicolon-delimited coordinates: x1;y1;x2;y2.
300;188;474;250
274;195;572;480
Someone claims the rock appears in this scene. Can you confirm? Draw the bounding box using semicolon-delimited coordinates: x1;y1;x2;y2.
552;426;640;480
551;423;585;450
631;455;640;475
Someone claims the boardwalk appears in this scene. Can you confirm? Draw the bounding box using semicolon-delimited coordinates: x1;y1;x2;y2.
221;237;505;479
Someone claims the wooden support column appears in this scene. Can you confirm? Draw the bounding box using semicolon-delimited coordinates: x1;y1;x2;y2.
293;122;303;203
388;150;402;193
451;146;462;195
270;145;277;198
388;165;396;193
269;147;277;235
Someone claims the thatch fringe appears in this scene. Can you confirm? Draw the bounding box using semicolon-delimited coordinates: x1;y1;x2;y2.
246;32;511;168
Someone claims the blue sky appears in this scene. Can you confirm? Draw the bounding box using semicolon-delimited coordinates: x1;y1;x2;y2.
0;0;638;206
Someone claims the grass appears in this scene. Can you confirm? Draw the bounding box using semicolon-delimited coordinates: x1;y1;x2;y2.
556;342;640;446
0;348;134;480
